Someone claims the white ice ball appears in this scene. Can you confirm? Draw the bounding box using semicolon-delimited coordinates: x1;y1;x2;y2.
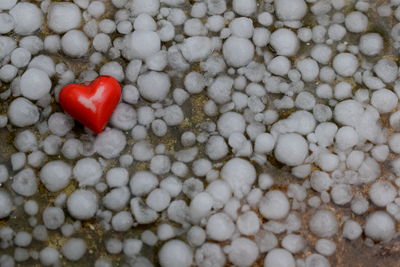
124;30;161;60
48;2;81;33
158;240;193;267
223;36;254;67
10;2;43;35
67;189;98;220
20;68;51;100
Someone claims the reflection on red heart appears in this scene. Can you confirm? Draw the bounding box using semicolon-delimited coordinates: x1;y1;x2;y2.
59;76;121;134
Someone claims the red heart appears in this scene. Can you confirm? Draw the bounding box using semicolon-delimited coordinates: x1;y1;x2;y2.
59;76;121;134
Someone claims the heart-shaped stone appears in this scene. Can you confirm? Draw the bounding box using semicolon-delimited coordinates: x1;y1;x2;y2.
59;76;121;133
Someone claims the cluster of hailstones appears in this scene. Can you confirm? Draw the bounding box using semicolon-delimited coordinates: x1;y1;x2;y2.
1;0;400;266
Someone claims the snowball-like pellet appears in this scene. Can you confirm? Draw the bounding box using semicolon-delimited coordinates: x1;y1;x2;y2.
11;48;31;68
0;190;13;219
100;62;124;82
138;71;170;102
259;190;290;220
146;188;171;212
331;184;353;205
94;129;126;159
181;37;213;62
223;36;254;67
369;181;396;207
270;29;300;56
40;161;72;192
335;126;359;150
309;210;338;238
217;112;246;138
124;30;161;60
345;11;368;33
311;44;332;65
112;210;133;231
40;247;59;266
48;2;81;33
130;171;158;196
232;0;256;16
364;211;395;241
274;133;308;166
103;187;130;211
106;168;128;188
42;207;65;230
8;97;39;127
62;238;87;261
275;0;307;21
374;58;398;83
371;89;398;113
334;100;364;127
311;171;332;192
14;130;37;152
221;158;256;199
267;56;291;76
254;133;275;154
10;3;43;35
333;53;359;77
48;113;74;136
130;0;159;16
158;240;193;267
281;234;305;254
12;168;37;197
228;238;259;266
389;133;400;153
359;33;383;56
20;68;51;100
67;189;98;220
0;64;17;82
342;220;362;240
206;213;235;241
195;243;226;267
61;30;89;57
237;211;260;235
0;0;17;10
264;249;295;267
73;158;102;186
296;58;319;82
189;192;213;222
29;55;56;77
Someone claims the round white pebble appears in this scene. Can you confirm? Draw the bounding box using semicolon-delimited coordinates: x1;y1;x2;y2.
259;190;290;220
264;249;295;267
67;189;98;220
274;133;308;166
62;238;86;261
206;213;235;241
223;36;254;67
270;29;300;56
275;0;307;21
20;68;51;100
0;190;13;219
48;2;81;33
364;211;395;241
125;30;161;60
10;3;43;35
333;53;359;77
8;97;39;127
138;71;170;102
61;30;89;57
158;240;193;267
40;161;71;192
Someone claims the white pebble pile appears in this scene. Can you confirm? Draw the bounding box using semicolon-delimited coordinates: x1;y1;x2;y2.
0;0;399;266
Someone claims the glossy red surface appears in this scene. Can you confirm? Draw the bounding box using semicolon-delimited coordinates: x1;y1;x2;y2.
59;76;121;134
